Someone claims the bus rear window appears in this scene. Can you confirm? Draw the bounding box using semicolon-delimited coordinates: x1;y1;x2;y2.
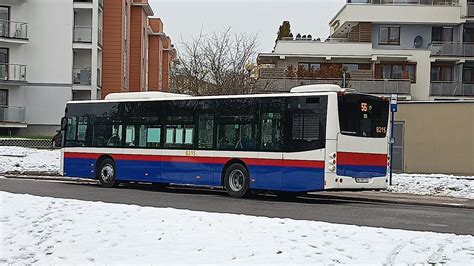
338;94;389;138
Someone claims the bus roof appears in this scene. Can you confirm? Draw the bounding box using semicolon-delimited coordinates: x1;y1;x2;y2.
67;85;360;105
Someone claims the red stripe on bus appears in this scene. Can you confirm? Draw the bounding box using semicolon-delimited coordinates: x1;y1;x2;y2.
64;152;100;159
337;152;387;167
64;152;324;168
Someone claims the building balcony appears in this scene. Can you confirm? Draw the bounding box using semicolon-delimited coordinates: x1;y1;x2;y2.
0;63;27;84
0;19;28;44
330;2;462;38
430;82;474;96
430;42;474;57
347;0;458;5
73;26;92;43
73;68;91;85
256;75;411;95
469;2;474;17
0;105;26;125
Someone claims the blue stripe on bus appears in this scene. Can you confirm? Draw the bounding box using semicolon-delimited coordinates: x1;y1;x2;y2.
337;165;387;178
64;158;325;192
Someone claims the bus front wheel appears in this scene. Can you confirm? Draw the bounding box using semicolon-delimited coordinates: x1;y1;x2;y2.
97;158;118;188
224;163;250;198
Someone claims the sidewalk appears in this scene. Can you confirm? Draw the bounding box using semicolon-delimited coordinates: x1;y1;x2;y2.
309;190;474;209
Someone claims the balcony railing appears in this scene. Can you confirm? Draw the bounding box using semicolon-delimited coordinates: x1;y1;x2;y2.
347;0;458;5
73;26;92;43
98;28;103;46
469;3;474;17
73;68;91;85
97;68;101;87
0;63;27;82
257;77;411;94
0;105;26;124
430;82;474;96
430;42;474;57
0;19;28;40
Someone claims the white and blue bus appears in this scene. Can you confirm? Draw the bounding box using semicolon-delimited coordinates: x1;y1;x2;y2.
60;85;390;198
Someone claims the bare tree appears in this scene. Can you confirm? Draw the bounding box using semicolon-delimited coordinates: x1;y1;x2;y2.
170;28;259;96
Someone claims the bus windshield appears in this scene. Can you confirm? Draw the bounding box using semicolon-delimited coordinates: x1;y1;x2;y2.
338;94;389;138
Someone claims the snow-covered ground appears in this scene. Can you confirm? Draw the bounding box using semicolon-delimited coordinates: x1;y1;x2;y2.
0;147;59;175
390;173;474;199
0;146;473;199
0;192;473;264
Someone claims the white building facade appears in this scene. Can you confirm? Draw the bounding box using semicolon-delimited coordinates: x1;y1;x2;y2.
257;0;474;101
0;0;103;136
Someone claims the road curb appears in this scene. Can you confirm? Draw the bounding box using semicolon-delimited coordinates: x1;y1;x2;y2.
307;192;474;210
2;174;96;184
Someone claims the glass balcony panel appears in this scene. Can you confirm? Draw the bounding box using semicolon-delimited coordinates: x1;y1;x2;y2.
73;68;92;85
0;19;28;39
0;63;27;82
73;26;92;43
430;82;474;96
0;105;26;124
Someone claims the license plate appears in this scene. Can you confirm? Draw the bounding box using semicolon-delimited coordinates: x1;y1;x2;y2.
355;178;370;183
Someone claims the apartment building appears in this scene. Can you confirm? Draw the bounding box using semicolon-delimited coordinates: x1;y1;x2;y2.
257;0;474;101
102;0;175;98
0;0;174;136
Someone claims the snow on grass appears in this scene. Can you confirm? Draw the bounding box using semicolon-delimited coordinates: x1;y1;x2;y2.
391;173;474;199
0;146;60;175
0;146;473;199
0;192;472;264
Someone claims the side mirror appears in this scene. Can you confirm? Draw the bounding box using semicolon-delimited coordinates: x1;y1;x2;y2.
61;117;68;131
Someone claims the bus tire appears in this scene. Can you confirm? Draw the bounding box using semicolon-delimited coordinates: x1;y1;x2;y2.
97;158;118;188
224;163;250;198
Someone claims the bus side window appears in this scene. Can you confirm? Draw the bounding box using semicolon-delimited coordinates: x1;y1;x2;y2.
66;117;77;142
260;113;282;151
198;114;214;149
138;125;161;148
164;116;194;148
125;125;136;147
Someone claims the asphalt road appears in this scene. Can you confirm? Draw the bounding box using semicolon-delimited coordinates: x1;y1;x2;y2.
1;177;473;235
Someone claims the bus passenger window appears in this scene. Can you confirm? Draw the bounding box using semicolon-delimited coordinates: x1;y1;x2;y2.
125;125;136;147
138;125;161;148
164;116;195;148
198;114;214;149
261;113;282;151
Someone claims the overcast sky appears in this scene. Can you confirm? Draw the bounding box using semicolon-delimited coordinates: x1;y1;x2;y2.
148;0;346;52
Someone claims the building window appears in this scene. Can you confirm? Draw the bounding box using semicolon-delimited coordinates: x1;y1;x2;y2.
432;27;453;43
431;65;453;82
463;66;474;83
379;26;400;45
379;63;416;83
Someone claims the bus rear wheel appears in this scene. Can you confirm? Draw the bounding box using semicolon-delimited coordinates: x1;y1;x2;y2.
224;163;250;198
97;158;118;188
